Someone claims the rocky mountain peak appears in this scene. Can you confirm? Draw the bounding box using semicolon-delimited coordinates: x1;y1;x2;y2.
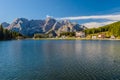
5;17;86;36
1;22;10;28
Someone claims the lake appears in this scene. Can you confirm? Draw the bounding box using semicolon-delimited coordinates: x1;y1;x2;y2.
0;40;120;80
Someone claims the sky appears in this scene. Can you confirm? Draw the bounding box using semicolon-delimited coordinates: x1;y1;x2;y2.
0;0;120;27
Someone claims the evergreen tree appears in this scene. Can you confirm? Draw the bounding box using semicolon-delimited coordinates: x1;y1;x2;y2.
0;24;24;40
0;25;4;40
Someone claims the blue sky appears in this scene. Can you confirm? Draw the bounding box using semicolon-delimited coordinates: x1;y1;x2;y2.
0;0;120;27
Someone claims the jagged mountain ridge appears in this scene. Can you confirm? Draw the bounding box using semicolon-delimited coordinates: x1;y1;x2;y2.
5;17;86;36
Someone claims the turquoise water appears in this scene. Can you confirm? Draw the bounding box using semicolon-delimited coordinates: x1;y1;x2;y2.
0;40;120;80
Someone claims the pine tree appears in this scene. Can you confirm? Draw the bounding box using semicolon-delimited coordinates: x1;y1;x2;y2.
0;25;4;40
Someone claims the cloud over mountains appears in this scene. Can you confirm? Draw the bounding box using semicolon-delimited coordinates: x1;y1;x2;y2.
58;14;120;21
57;14;120;28
82;21;116;28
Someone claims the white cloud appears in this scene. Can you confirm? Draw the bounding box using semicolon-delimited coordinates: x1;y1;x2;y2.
56;14;120;28
82;21;117;28
57;14;120;21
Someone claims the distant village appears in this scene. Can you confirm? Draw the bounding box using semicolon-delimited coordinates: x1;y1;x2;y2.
77;31;116;39
58;31;116;40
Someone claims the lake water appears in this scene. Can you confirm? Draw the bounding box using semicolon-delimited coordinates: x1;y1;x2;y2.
0;40;120;80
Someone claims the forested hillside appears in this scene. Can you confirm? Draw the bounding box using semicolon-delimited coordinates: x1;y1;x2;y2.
84;21;120;37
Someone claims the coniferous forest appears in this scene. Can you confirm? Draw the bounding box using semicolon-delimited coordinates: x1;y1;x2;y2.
0;25;23;40
84;21;120;37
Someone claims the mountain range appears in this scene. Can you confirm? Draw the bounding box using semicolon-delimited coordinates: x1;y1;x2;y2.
1;17;87;37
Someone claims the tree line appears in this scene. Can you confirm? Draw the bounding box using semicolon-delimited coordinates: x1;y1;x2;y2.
33;32;76;39
60;32;75;37
0;25;23;40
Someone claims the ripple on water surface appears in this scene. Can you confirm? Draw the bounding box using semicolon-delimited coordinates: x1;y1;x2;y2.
0;40;120;80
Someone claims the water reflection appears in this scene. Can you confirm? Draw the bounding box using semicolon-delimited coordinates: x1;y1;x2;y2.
0;40;120;80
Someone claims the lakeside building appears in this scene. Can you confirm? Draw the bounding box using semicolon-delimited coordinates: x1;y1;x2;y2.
98;34;105;39
92;36;97;39
110;35;115;39
76;31;85;38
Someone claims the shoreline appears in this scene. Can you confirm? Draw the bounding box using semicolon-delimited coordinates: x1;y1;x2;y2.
1;38;120;41
33;38;120;41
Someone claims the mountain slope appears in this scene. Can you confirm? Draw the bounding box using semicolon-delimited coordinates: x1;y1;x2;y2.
1;22;10;28
6;17;86;37
84;21;120;37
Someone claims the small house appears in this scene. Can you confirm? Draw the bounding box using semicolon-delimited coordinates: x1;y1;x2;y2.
76;31;85;38
110;35;115;39
98;34;105;39
92;36;97;39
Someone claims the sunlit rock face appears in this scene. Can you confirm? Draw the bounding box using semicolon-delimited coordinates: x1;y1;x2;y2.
7;17;86;36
